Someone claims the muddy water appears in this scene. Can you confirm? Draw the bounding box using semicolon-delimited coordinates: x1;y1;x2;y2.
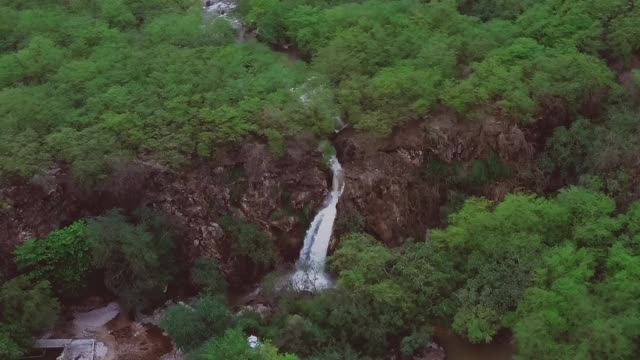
435;327;514;360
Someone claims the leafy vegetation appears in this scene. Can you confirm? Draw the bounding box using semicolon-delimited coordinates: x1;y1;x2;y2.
240;0;629;133
219;215;279;275
232;187;640;359
195;328;299;360
161;295;234;351
0;0;336;182
1;0;637;181
0;276;60;360
2;0;640;359
191;257;228;295
424;150;512;189
87;208;178;310
541;108;640;203
15;221;91;297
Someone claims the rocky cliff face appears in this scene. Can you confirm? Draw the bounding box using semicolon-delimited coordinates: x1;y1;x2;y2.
334;112;540;247
0;134;327;276
0;117;540;277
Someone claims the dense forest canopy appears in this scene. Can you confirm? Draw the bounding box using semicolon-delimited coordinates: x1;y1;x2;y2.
1;0;640;359
1;0;639;182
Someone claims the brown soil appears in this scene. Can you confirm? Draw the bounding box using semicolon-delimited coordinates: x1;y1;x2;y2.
107;314;173;360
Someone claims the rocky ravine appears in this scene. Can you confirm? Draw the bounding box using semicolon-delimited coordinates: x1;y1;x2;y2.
0;117;539;279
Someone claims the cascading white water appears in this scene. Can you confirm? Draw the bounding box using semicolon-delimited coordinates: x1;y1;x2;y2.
291;156;345;291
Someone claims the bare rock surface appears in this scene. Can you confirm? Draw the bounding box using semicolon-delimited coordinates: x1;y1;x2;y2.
334;113;538;245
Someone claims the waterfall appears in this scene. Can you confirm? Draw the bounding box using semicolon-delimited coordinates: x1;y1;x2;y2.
291;156;345;291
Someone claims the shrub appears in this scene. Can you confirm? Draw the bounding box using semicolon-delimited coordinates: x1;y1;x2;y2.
161;295;234;351
0;276;60;359
15;221;91;297
219;215;279;272
191;258;227;296
196;328;299;360
400;330;432;357
87;209;178;310
0;276;59;334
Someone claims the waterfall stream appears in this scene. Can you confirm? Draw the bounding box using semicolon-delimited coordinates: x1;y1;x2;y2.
202;0;346;292
291;156;345;291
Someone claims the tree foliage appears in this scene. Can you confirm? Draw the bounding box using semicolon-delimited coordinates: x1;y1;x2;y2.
87;208;178;310
1;0;634;182
0;0;335;182
196;328;299;360
252;187;640;359
220;215;279;274
15;221;91;297
191;257;227;296
0;276;60;360
542;108;640;203
161;295;234;351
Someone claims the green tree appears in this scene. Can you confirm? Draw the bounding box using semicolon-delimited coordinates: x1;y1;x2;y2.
0;327;25;360
0;36;65;87
245;0;289;44
513;243;640;360
325;233;409;355
0;276;60;359
15;221;91;297
191;258;227;296
219;215;279;274
0;276;60;333
87;209;177;310
99;0;136;29
430;194;569;342
196;328;299;360
161;295;234;351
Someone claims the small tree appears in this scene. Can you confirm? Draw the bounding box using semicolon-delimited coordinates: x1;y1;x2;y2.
87;209;177;310
0;276;60;360
191;258;227;296
196;328;299;360
161;295;234;351
219;215;279;275
0;276;60;333
15;221;91;298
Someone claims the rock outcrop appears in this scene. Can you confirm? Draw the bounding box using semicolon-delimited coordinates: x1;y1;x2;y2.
334;113;539;246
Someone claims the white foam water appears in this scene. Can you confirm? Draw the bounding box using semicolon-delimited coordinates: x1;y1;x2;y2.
291;156;345;291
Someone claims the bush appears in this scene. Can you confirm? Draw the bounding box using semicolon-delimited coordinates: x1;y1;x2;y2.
161;295;234;351
15;221;91;297
195;328;299;360
400;330;432;357
0;276;60;359
0;276;60;333
87;209;178;310
219;215;279;273
191;258;227;296
318;140;336;167
465;151;511;188
0;328;26;360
